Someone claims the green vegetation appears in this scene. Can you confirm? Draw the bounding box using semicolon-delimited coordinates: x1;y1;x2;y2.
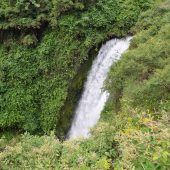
0;110;169;169
0;0;170;169
108;0;170;112
0;0;153;134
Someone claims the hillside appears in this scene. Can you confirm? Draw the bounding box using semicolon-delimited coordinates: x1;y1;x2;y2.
0;0;153;135
0;0;170;169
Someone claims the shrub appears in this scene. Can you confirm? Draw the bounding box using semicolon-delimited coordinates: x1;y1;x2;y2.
0;0;153;133
107;0;170;112
0;132;62;169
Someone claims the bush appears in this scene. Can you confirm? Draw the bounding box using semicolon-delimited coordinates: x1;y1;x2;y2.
0;0;153;134
0;124;115;170
0;132;62;169
1;109;169;170
107;0;170;112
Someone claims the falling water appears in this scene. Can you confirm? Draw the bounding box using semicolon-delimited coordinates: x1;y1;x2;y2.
68;37;132;139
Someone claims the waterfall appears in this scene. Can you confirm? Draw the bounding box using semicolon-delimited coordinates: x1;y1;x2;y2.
68;37;132;139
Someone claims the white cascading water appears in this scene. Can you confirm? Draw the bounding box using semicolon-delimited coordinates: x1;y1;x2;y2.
68;37;132;139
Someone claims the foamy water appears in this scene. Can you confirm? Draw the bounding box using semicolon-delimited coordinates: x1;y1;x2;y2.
68;37;132;139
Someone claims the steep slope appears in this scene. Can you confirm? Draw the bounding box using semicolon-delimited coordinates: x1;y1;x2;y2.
0;0;169;170
0;0;153;134
108;0;170;112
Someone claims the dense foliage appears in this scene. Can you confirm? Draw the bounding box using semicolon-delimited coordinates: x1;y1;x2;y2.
108;0;170;112
0;0;170;170
0;0;153;134
0;110;169;169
